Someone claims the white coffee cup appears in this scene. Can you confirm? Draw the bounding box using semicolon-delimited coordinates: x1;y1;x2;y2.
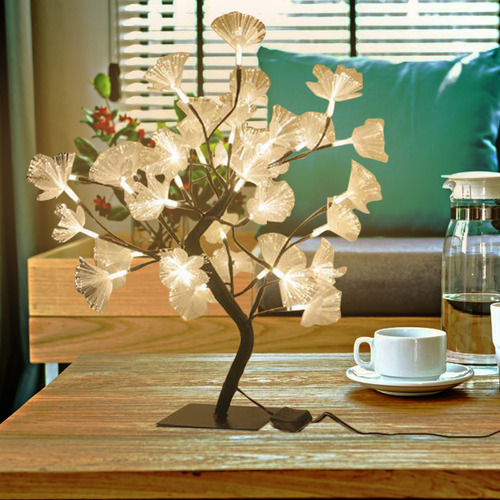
354;327;447;380
490;302;500;374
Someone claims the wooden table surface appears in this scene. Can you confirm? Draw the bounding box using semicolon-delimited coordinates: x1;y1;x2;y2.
1;353;500;499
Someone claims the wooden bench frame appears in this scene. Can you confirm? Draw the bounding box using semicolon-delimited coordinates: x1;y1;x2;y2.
28;235;440;383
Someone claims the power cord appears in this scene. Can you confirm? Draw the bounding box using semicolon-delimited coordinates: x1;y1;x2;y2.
237;387;500;437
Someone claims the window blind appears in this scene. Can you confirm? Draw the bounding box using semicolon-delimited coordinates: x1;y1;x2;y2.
117;0;198;128
117;0;500;129
356;0;500;61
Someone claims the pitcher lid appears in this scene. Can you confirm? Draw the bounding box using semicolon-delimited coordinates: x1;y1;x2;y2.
442;171;500;199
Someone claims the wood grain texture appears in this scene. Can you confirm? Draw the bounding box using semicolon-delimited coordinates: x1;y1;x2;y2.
29;316;441;363
28;232;257;316
1;353;500;499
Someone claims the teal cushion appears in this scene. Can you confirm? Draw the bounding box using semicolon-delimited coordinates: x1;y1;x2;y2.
257;46;500;237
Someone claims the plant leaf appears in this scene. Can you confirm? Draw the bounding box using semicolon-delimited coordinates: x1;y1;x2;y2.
74;137;99;161
173;98;186;122
72;155;93;176
107;205;129;221
93;72;111;99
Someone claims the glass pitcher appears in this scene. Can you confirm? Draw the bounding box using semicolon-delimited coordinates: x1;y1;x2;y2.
441;172;500;365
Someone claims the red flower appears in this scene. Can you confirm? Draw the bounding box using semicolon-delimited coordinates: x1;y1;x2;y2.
137;128;145;141
119;113;134;124
148;139;156;148
91;106;116;135
93;195;112;217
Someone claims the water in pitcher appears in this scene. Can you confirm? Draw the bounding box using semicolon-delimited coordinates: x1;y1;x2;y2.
442;292;500;364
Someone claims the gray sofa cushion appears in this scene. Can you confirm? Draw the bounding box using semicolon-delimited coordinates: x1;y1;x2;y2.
259;237;444;316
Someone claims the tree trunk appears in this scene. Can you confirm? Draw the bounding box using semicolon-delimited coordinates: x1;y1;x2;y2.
184;192;255;422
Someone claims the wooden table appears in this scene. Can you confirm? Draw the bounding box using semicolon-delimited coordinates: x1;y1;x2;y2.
1;353;499;499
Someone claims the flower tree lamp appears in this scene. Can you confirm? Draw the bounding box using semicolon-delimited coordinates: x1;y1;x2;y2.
27;11;387;431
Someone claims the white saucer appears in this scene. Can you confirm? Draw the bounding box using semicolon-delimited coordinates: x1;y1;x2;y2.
345;363;474;396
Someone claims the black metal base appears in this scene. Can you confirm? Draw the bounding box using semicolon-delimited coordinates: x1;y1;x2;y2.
157;403;273;431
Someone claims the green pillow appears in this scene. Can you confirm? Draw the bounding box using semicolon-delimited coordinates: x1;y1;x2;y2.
257;46;500;237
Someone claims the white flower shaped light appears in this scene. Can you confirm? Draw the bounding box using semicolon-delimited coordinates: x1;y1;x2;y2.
307;64;363;116
90;142;159;194
210;246;254;283
159;248;208;290
268;161;289;180
219;92;256;129
310;238;347;284
127;175;179;221
176;116;206;150
169;283;216;321
336;160;382;214
204;213;239;244
278;266;318;310
229;67;270;105
350;119;388;163
247;180;295;225
75;258;115;314
325;197;361;242
144;52;190;94
211;12;266;64
298;112;335;150
178;97;223;140
269;105;303;150
258;232;306;273
231;154;271;191
93;238;135;289
27;153;78;202
75;248;131;314
52;204;98;243
214;140;228;168
301;287;342;327
149;128;189;178
235;124;287;164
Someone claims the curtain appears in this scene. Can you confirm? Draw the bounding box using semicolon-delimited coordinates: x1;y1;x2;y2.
0;0;44;422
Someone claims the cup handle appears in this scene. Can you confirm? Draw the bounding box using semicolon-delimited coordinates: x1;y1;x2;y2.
354;337;374;370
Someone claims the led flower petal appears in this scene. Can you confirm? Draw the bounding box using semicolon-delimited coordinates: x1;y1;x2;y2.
144;52;190;93
52;204;87;243
169;283;216;321
341;160;382;214
127;176;178;221
177;97;222;139
268;161;289;179
231;155;270;187
176;116;205;149
27;153;75;201
247;180;295;225
269;105;302;150
310;238;347;284
210;246;254;283
325;196;361;242
211;12;266;50
75;257;127;313
214;140;228;167
149;128;189;177
204;213;239;244
298;112;335;149
229;68;270;105
219;92;256;128
301;287;342;327
159;248;208;289
306;64;363;103
93;239;133;273
233;124;288;170
351;118;388;163
279;267;318;310
258;232;306;271
90;142;160;191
